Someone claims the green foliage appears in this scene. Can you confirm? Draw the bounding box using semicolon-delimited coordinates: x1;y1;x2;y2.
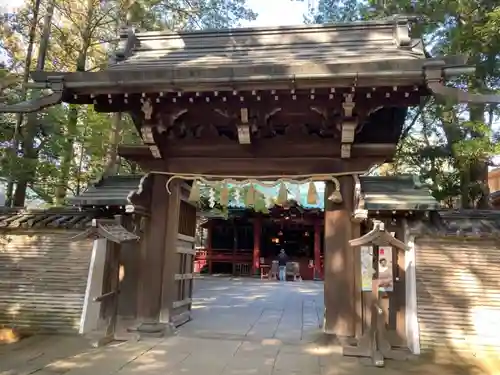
310;0;500;208
0;0;258;207
126;0;257;30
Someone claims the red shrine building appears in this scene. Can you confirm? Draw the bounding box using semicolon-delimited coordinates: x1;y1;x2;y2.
195;200;325;280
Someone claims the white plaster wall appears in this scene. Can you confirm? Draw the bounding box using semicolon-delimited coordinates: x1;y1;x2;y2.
404;222;420;354
79;238;107;334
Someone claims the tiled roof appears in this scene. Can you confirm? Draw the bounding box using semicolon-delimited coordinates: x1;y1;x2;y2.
409;210;500;237
0;208;103;230
108;18;426;81
360;175;439;211
68;174;439;212
67;175;143;206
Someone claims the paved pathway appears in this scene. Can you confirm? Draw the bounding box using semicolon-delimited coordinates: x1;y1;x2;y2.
183;277;324;343
0;277;483;375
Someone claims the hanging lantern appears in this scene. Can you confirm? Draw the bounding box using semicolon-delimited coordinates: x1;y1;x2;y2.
246;184;256;206
277;182;287;205
306;182;318;205
188;180;201;202
220;183;229;206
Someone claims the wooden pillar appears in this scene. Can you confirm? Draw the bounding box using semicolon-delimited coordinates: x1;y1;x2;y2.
323;176;355;337
136;174;169;322
313;221;322;280
159;180;181;324
207;220;213;274
232;220;237;275
252;216;262;276
352;220;363;338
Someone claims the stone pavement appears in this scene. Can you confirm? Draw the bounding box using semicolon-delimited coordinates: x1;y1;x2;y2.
182;276;325;343
0;277;483;375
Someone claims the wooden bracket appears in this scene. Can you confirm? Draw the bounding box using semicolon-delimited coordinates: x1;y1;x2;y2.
341;95;357;158
237;108;251;144
140;125;162;159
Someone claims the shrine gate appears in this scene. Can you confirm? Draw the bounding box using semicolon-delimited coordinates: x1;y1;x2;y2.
2;16;499;365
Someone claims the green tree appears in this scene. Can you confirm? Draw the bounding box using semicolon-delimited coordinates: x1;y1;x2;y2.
1;0;258;207
310;0;500;208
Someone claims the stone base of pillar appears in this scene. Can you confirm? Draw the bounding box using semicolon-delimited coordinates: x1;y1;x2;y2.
127;321;175;338
313;269;322;281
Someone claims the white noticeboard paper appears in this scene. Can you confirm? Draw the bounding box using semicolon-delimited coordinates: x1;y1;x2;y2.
360;246;373;291
378;246;394;292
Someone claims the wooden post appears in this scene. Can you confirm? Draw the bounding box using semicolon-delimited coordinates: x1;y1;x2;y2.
136;174;169;323
323;176;355;337
352;220;363;338
313;220;321;280
252;215;262;276
159;180;181;325
343;220;409;366
207;220;213;274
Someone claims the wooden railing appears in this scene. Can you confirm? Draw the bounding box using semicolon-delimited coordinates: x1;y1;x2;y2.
194;248;324;280
195;248;252;262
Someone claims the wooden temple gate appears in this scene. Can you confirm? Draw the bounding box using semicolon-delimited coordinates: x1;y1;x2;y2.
2;16;499;366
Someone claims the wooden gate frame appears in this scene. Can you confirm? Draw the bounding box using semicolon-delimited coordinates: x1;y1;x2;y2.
158;180;197;329
343;220;408;367
71;216;139;347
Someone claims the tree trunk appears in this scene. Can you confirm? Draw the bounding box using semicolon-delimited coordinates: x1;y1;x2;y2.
468;72;488;209
54;0;95;204
102;112;123;177
12;0;53;207
7;0;41;206
54;104;79;205
75;111;90;197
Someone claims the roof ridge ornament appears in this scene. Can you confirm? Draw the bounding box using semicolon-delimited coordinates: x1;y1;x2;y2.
113;26;138;64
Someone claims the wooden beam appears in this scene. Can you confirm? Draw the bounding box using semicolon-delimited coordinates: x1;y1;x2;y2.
122;157;384;176
163;157;381;175
119;142;396;160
